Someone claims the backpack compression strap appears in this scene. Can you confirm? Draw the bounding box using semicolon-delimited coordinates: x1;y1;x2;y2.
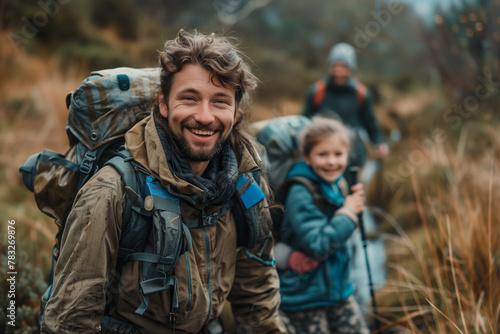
129;175;193;316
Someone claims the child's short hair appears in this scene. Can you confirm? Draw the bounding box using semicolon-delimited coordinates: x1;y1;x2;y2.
300;117;352;157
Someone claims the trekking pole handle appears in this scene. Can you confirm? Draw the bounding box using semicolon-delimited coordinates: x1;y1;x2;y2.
348;167;367;240
348;166;360;192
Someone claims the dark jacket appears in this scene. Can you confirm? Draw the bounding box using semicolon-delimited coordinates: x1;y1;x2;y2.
303;77;385;166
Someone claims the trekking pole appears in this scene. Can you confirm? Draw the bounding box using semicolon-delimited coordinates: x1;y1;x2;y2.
349;167;380;331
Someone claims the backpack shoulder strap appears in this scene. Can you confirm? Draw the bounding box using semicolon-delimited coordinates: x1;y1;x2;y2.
104;149;141;226
312;80;328;109
232;170;270;250
355;81;367;107
279;176;328;214
312;79;366;110
104;148;152;259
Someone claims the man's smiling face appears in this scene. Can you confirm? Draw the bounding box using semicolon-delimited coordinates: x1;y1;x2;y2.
159;63;236;162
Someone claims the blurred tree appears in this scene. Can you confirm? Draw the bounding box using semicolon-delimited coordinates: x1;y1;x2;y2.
91;0;138;40
417;0;499;98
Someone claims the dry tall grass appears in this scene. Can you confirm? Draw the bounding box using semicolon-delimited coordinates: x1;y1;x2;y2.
377;131;500;333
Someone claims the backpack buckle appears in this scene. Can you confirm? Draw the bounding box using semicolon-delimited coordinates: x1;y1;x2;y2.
79;151;97;175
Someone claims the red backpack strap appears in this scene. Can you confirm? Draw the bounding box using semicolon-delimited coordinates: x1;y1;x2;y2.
312;80;327;108
355;81;367;107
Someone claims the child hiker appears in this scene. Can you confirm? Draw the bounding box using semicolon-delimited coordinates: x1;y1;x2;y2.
276;118;370;334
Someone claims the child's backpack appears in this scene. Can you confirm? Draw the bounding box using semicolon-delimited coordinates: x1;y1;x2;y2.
254;115;312;193
254;115;349;239
254;116;312;238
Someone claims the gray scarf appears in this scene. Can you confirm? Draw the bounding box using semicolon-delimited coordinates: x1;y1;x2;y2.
154;120;239;210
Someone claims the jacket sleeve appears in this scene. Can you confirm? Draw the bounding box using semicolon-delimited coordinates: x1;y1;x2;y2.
228;237;287;334
40;167;125;333
283;183;357;260
359;89;385;145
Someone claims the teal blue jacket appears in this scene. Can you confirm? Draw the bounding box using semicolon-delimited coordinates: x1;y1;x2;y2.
278;162;357;311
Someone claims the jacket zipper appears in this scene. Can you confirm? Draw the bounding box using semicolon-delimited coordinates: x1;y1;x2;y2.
184;252;193;311
202;228;213;325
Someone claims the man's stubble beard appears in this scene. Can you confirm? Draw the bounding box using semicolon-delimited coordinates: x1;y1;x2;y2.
169;124;225;162
155;108;227;162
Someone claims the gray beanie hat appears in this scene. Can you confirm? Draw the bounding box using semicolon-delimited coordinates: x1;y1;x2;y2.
328;43;357;72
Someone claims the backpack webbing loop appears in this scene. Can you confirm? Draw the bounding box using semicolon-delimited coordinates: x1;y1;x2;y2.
40;150;80;172
78;150;98;188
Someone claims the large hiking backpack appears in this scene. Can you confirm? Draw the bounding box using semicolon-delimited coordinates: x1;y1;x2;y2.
18;67;160;322
19;67;160;228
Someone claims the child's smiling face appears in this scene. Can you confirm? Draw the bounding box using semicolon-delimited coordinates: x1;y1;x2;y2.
304;134;349;183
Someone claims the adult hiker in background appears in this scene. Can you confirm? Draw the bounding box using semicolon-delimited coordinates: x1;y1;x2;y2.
303;42;388;169
277;118;370;334
40;30;286;334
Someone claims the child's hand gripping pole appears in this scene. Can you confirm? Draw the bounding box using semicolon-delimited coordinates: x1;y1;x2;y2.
348;167;366;239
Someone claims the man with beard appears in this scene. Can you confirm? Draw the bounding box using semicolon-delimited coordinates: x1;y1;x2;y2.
41;30;286;334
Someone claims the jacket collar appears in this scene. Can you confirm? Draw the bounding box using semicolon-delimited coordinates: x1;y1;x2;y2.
287;161;344;206
125;116;262;198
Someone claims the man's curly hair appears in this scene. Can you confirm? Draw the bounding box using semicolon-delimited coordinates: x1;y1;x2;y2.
157;29;257;116
155;29;263;167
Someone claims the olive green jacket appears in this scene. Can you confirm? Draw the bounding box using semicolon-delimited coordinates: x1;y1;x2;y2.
41;117;286;333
